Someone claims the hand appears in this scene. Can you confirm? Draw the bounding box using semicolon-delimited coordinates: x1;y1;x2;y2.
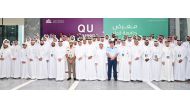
79;57;82;60
106;53;110;57
111;56;115;60
128;61;131;65
69;60;73;64
39;58;42;61
58;58;62;62
22;61;26;64
29;59;33;61
12;58;16;60
154;58;158;62
135;57;139;60
65;54;68;59
145;58;149;62
88;56;92;59
162;62;165;65
179;59;183;63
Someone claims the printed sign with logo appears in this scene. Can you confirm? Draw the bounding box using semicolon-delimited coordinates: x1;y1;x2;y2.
41;18;104;37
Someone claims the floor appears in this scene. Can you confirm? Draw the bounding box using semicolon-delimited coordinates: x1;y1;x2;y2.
0;78;190;90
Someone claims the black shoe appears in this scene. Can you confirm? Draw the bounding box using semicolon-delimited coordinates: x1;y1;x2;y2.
108;79;111;81
67;78;71;81
74;78;77;81
114;79;117;81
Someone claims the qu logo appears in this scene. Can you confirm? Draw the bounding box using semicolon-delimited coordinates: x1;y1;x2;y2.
78;24;94;33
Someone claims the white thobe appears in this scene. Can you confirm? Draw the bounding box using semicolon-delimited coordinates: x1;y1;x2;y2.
142;45;152;82
93;41;99;49
131;45;142;81
95;48;107;81
85;44;96;80
115;44;121;72
0;50;2;78
11;45;21;78
0;48;11;78
75;45;86;80
28;45;37;79
139;40;144;47
170;42;176;49
55;46;66;81
126;41;133;47
104;40;109;48
20;48;29;79
118;46;132;81
182;41;190;79
149;40;154;47
186;46;190;79
151;46;163;81
63;41;69;72
47;47;57;79
182;41;190;48
103;41;109;73
160;46;174;81
173;45;187;81
36;45;48;79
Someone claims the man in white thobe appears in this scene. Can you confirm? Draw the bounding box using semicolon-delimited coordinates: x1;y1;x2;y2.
173;40;187;81
131;40;143;81
47;42;57;79
28;40;37;79
186;43;190;80
95;42;107;81
117;40;132;81
182;36;190;80
20;43;29;79
182;36;190;48
100;37;108;49
93;37;99;49
55;41;66;81
75;40;86;80
11;41;21;78
151;41;163;81
160;41;174;81
115;39;121;72
36;40;48;79
141;40;152;82
0;43;11;79
63;38;69;73
85;39;96;80
82;39;87;77
126;37;133;47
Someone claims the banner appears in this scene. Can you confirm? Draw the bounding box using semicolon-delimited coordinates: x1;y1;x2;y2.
41;18;104;37
41;18;168;39
103;18;168;39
